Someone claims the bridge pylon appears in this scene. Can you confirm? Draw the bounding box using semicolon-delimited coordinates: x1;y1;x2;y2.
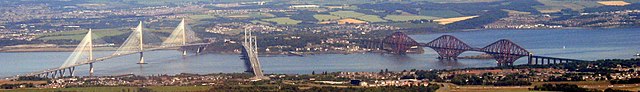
88;29;94;76
136;21;146;64
180;19;187;56
242;27;268;80
162;19;201;57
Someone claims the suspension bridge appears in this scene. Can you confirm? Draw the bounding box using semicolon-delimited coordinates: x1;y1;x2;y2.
7;19;266;80
361;32;591;66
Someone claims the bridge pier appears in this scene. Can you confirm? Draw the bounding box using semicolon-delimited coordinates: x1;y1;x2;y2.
50;72;55;78
58;70;64;78
89;63;94;76
528;56;533;65
68;67;75;77
196;47;201;55
137;52;146;64
182;50;187;56
545;58;550;65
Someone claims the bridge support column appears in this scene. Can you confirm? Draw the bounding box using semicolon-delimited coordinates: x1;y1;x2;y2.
58;70;64;78
182;50;187;56
528;56;532;65
553;59;557;64
89;63;94;76
68;67;75;77
196;47;201;55
137;52;146;64
50;72;55;78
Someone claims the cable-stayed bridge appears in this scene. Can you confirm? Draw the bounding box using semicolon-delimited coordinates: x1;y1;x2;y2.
7;19;265;80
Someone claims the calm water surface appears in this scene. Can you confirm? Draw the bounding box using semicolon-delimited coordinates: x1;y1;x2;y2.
1;28;640;77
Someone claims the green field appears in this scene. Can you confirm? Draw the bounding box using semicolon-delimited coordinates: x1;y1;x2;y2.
37;29;129;41
251;20;272;25
262;17;303;25
356;15;387;22
4;86;212;92
327;11;387;23
313;14;341;21
329;11;366;18
226;12;276;18
384;15;441;21
535;0;602;12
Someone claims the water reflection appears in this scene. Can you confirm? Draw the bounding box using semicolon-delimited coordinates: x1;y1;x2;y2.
435;59;463;67
385;54;416;62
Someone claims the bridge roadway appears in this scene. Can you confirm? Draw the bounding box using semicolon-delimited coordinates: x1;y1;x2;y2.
10;42;211;80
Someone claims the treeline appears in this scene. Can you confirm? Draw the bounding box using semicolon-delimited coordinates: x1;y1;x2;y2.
1;83;36;89
17;76;48;81
531;84;633;92
531;84;599;92
448;74;531;86
610;78;640;84
583;3;640;13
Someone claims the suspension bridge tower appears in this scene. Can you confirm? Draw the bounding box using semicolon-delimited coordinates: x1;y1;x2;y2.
242;27;268;80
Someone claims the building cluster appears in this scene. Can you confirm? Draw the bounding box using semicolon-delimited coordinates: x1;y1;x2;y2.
484;14;563;29
438;65;640;82
205;22;286;35
40;74;231;88
486;9;640;29
308;24;400;34
334;71;430;87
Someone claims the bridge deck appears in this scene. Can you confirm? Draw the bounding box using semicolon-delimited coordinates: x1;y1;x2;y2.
10;43;210;79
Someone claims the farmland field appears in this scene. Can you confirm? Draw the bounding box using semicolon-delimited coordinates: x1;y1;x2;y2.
501;9;531;15
338;18;367;24
597;1;631;6
313;14;341;21
535;0;602;12
356;15;387;22
329;11;366;18
226;12;275;18
37;29;129;41
434;16;479;25
262;17;302;25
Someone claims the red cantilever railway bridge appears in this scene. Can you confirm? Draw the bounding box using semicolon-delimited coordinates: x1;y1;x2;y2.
372;32;590;66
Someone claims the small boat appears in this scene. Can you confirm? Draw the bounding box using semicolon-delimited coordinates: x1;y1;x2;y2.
635;53;640;56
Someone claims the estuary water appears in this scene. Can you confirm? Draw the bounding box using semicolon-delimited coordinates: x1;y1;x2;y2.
2;28;640;77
